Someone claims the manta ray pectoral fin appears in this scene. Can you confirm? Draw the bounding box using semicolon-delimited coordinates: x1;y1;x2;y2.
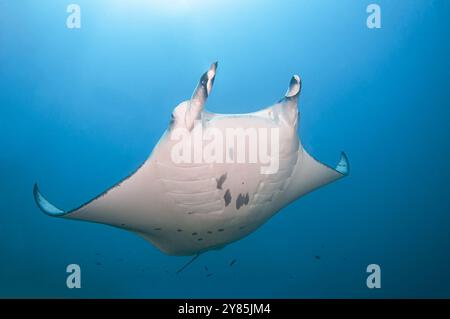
283;149;349;204
335;152;350;175
33;182;116;220
186;61;218;130
33;184;68;217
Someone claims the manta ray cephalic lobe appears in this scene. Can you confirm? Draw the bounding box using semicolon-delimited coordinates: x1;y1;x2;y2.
34;62;349;256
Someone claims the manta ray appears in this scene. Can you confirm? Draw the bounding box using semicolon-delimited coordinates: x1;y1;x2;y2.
34;62;349;262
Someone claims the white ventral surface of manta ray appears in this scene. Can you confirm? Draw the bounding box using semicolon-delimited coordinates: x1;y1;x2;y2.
34;62;349;257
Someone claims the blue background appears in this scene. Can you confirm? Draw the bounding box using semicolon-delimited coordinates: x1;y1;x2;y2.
1;0;449;298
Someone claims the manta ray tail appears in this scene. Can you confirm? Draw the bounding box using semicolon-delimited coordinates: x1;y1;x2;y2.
176;253;201;274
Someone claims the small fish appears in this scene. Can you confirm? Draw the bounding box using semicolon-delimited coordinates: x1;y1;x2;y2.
315;255;321;260
230;259;237;266
204;265;209;272
95;253;101;256
206;273;213;277
96;262;102;266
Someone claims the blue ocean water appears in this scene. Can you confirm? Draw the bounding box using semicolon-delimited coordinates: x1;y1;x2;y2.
1;0;449;298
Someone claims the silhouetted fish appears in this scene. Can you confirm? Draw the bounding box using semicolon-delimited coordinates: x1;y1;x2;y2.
315;255;321;260
230;259;237;266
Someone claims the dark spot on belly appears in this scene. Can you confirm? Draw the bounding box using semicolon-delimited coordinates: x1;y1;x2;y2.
216;173;227;190
236;193;250;210
224;189;232;206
